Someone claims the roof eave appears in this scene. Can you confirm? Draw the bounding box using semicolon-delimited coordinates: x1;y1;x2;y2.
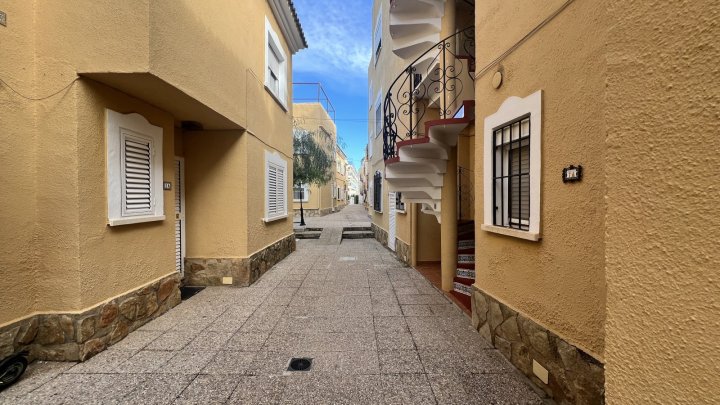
268;0;308;54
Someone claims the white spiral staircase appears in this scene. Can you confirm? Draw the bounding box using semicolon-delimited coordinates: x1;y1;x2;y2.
384;101;474;222
389;0;446;59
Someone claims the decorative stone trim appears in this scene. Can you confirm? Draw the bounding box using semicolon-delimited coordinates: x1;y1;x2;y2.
395;238;411;266
370;223;388;247
0;273;181;362
471;286;604;404
185;234;296;287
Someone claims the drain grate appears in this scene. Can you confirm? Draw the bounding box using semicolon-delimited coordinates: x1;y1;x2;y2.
180;286;205;301
287;357;313;372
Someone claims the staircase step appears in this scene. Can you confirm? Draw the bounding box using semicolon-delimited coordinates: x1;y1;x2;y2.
342;231;374;239
449;290;471;312
458;254;475;264
457;248;475;255
455;269;475;280
453;281;473;297
457;239;474;250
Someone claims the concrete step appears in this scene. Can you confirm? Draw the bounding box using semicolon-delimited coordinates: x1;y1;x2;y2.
295;231;321;240
342;230;375;239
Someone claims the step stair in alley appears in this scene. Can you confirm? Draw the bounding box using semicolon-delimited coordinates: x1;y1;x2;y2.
450;220;475;310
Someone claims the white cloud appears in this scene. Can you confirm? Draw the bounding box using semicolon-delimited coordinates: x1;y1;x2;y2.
293;0;372;78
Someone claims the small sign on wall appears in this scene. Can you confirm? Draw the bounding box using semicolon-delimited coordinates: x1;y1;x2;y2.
562;165;583;183
0;11;7;27
163;182;172;190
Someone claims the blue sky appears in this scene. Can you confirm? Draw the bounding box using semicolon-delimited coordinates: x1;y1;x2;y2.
292;0;372;170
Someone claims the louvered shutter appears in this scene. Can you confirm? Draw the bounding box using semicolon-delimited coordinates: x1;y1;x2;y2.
265;155;287;220
122;131;154;216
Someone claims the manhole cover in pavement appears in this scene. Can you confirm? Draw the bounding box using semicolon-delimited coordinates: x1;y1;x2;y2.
339;257;356;261
287;357;313;372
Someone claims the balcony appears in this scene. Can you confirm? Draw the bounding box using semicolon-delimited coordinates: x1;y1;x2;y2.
383;26;475;222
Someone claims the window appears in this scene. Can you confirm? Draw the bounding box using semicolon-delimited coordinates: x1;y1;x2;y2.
373;171;383;212
482;91;542;241
293;184;309;202
106;109;164;226
265;151;288;221
493;117;530;230
265;17;288;109
395;192;405;212
373;11;382;65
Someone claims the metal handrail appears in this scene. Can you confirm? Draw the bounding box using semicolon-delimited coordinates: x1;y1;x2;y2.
292;82;336;121
382;26;475;160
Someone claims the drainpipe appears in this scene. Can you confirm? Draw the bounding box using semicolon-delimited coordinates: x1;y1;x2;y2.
440;147;458;292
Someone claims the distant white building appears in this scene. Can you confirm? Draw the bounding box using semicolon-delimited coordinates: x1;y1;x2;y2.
346;164;361;203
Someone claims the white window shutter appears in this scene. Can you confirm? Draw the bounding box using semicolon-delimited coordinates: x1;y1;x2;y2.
106;109;165;226
265;151;287;221
122;133;154;215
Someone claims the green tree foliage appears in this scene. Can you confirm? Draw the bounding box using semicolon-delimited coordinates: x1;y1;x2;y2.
293;127;334;187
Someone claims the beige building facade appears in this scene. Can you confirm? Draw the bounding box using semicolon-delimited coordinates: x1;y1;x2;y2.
291;99;349;217
0;0;306;362
369;0;719;403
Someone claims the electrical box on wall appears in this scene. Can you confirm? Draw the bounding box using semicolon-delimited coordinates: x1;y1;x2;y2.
562;165;583;183
0;11;7;27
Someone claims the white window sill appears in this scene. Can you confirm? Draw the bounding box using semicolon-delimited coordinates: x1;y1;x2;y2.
396;209;407;215
480;224;541;242
293;200;309;203
264;85;288;112
263;214;288;223
374;209;383;214
109;215;165;227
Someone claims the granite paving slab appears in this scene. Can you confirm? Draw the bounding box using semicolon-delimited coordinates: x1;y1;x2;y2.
1;205;548;404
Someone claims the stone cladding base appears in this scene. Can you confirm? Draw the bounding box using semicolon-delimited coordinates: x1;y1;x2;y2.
370;223;388;247
395;238;411;266
371;224;411;266
0;273;181;362
471;286;604;404
185;234;296;287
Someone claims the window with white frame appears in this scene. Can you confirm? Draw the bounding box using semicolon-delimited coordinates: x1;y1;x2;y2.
374;91;383;138
106;109;165;226
293;184;309;202
265;151;288;221
265;17;288;109
373;11;382;65
482;91;542;241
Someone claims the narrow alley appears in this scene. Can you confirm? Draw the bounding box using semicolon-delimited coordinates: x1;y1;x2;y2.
0;205;546;404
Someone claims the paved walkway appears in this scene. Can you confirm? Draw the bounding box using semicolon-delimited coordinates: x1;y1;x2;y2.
1;206;547;404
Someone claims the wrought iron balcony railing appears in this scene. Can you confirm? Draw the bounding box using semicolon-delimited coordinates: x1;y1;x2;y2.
382;26;475;161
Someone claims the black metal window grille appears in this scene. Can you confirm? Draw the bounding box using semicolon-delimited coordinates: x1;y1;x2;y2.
395;192;405;212
492;115;531;231
373;172;382;212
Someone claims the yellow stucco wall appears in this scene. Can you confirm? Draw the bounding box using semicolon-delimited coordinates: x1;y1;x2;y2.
183;130;248;258
417;211;441;262
245;135;293;254
0;0;296;325
292;103;337;213
603;1;720;403
474;0;607;358
75;81;177;309
0;1;39;323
